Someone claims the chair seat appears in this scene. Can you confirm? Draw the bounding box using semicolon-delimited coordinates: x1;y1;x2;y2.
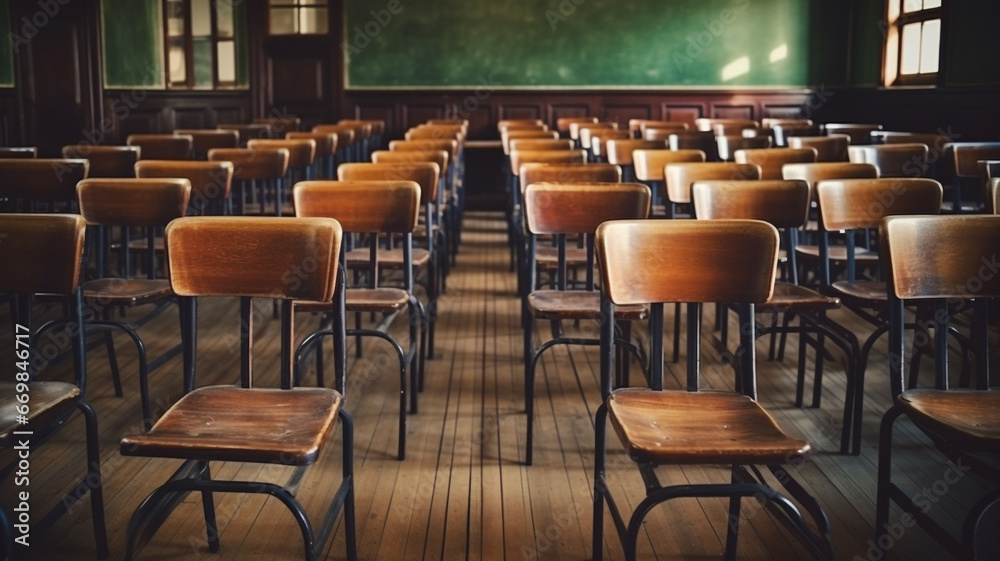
760;282;840;312
296;288;409;314
899;389;1000;453
0;382;81;446
831;279;886;302
121;386;343;465
345;248;431;269
795;244;879;263
83;278;174;306
607;388;810;465
528;290;647;321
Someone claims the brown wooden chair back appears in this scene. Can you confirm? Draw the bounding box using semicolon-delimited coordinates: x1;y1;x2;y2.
501;129;558;154
389;139;458;162
337;120;376;140
822;123;882;145
597;219;778;305
519;163;622;187
0;213;86;294
876;131;952;152
664;162;760;204
948;142;1000;178
0;159;89;202
735;147;817;180
817;178;943;231
286;132;338;157
634;120;688;137
62;145;140;177
716;135;772;162
77;178;191;227
405;126;463;143
848;143;928;177
762;118;813;129
126;134;193;160
0;147;37;159
248;138;316;168
524;183;650;235
781;162;879;199
573;122;616;142
692;179;810;229
605;139;665;166
372;149;449;175
338;162;439;205
509;139;574;153
134;160;234;214
695;118;758;135
499;119;545;131
207;147;289;180
166;216;341;301
173;129;240;155
632;149;705;182
312;125;356;147
788;135;850;162
510;149;587;177
556;116;597;135
294;180;421;234
668;131;719;161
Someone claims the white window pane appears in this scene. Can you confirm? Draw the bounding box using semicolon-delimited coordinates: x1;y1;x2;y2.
216;1;235;38
300;8;328;34
270;8;296;34
920;19;941;73
169;38;186;83
903;0;923;13
166;0;185;36
217;41;236;82
302;0;328;5
900;22;921;75
923;0;942;9
191;0;212;36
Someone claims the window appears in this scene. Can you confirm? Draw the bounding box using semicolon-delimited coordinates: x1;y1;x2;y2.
164;0;237;88
269;0;329;35
884;0;942;86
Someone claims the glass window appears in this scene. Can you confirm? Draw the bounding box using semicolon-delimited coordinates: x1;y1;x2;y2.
884;0;942;86
163;0;238;88
269;0;329;35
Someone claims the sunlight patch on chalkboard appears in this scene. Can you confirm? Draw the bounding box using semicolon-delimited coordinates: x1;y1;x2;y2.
721;56;750;81
769;44;788;63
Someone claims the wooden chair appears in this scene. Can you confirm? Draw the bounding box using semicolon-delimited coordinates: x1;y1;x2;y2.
293;180;423;460
573;122;616;148
207;147;289;216
815;177;943;452
0;147;37;158
692;179;862;454
669;131;720;161
340;119;385;152
173;129;239;159
944;142;1000;212
772;124;823;147
605;139;665;181
593;219;834;561
0;159;89;212
822;123;882;145
217;123;272;146
663;161;760;218
734;147;818;180
501;129;558;155
499;118;545;131
695;118;758;136
126;134;193;160
848;143;929;177
876;215;1000;560
0;214;108;559
555;116;596;138
632;148;705;212
788;135;850;162
631;119;687;138
118;216;356;561
77;178;191;429
716;134;771;161
287;131;338;179
338;162;440;363
761;117;813;129
585;129;630;162
522;182;650;465
248;138;317;213
313;125;356;163
642;126;689;142
509;138;574;153
62;145;140;178
135;160;234;216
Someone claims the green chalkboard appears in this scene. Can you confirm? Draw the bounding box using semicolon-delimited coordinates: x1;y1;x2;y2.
102;0;163;88
0;0;14;87
344;0;810;88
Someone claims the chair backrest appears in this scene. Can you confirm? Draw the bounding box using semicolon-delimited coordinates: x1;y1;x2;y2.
499;119;545;131
519;163;622;189
134;160;234;215
405;126;463;142
664;162;761;204
605;139;665;166
371;149;449;176
781;162;879;198
337;121;374;143
695;118;758;135
822;123;882;145
337;162;439;206
389;139;458;162
816;178;943;231
788;135;850;162
509;139;574;152
597;219;778;306
126;134;193;160
0;213;86;295
294;180;421;234
947;142;1000;178
669;131;720;161
876;131;952;152
772;124;823;147
635;120;688;137
341;119;385;138
77;178;191;227
573;122;616;142
692;179;810;230
173;129;240;155
312;125;355;147
510;149;587;176
762;118;813;129
577;125;620;150
0;159;89;203
716;135;771;162
734;147;817;180
207;147;289;181
166;216;341;300
632;149;706;182
501;129;558;154
62;145;140;177
848;143;928;178
286;132;338;158
556;117;597;135
524;182;650;235
0;147;37;159
247;138;316;168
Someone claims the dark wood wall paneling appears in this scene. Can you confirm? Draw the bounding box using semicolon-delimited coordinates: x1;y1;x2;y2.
101;90;251;143
344;90;815;140
0;90;18;146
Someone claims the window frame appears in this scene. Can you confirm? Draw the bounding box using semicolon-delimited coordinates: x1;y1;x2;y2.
883;0;944;87
163;0;238;90
267;0;330;36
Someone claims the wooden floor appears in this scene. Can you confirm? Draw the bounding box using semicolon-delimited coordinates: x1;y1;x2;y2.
2;211;995;560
